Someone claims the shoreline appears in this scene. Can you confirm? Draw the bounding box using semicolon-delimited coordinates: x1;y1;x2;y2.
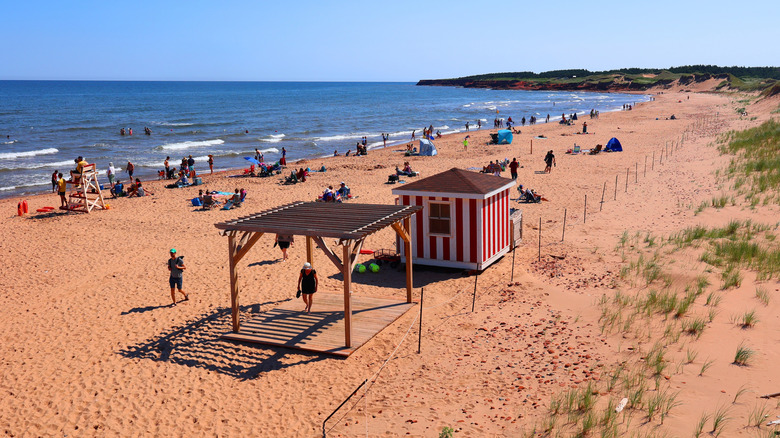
1;95;651;204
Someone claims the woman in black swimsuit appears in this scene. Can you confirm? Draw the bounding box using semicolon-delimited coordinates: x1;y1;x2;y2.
275;234;294;261
297;262;318;313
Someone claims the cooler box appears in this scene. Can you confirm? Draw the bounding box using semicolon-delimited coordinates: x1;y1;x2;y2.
194;177;203;185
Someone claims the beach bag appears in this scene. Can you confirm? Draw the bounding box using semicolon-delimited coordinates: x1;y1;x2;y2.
388;174;399;183
191;198;202;207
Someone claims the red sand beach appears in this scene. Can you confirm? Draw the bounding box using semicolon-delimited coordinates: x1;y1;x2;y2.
2;82;779;436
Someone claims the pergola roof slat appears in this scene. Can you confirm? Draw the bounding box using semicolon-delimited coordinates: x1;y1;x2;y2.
215;202;422;240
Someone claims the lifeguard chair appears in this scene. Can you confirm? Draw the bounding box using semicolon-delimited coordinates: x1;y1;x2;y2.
67;163;107;213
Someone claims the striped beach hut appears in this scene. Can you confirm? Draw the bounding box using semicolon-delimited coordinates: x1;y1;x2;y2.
392;167;516;270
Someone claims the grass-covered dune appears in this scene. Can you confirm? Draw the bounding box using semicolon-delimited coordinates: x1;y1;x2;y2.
418;65;780;93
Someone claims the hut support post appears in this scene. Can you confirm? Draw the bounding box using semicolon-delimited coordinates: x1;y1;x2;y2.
392;218;414;303
342;242;353;348
404;218;413;303
306;236;313;264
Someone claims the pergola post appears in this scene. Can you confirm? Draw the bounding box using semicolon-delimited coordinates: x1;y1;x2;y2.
306;236;313;264
404;217;413;303
228;235;240;332
342;242;353;347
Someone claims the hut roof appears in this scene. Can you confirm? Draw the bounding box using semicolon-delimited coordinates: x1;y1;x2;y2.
392;167;514;198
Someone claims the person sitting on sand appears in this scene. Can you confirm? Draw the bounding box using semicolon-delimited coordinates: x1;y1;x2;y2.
176;171;189;187
336;182;350;201
322;186;335;202
295;168;307;182
125;181;138;197
517;184;541;203
231;188;242;207
111;180;125;198
135;179;153;197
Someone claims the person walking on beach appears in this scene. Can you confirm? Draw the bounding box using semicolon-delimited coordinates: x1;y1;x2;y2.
297;262;318;313
208;155;214;174
463;136;469;151
126;161;134;181
411;130;416;140
509;158;519;180
281;147;287;166
51;170;59;193
275;234;294;261
57;173;67;208
544;150;556;173
168;248;188;305
107;162;116;187
582;122;588;134
465;121;470;131
477;120;481;130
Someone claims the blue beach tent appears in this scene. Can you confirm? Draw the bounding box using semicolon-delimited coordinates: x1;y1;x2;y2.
419;138;438;156
605;137;623;152
497;129;513;145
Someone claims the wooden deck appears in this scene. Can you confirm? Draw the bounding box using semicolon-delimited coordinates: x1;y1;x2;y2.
221;293;416;357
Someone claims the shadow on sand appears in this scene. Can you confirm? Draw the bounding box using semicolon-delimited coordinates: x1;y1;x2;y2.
119;299;331;380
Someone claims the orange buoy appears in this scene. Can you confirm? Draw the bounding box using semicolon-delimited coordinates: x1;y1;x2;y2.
22;200;28;213
18;202;23;216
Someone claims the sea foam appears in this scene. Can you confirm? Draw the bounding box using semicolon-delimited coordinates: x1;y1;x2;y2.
0;148;59;160
158;139;225;151
259;133;286;143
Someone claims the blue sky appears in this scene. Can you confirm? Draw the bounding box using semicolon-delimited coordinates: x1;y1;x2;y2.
2;0;778;81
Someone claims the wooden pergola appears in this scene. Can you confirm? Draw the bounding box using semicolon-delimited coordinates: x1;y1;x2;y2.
214;201;422;349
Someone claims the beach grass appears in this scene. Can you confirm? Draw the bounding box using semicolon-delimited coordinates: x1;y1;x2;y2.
747;402;770;427
733;384;752;404
693;412;710;437
699;358;715;376
711;404;732;437
733;342;755;366
755;286;770;305
739;309;759;328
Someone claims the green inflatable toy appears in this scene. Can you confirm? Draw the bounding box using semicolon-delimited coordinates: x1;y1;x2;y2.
355;264;366;273
369;263;380;273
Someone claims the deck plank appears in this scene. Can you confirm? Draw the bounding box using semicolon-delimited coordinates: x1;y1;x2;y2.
220;293;415;357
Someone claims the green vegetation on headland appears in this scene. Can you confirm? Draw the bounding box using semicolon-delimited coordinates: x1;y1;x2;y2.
417;65;780;93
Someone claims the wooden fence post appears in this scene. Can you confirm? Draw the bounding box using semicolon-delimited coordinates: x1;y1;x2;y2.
417;288;424;354
600;182;606;211
561;208;566;242
625;168;629;192
583;195;587;223
538;217;542;261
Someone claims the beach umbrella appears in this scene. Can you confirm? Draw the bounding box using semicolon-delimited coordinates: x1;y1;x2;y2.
244;157;261;165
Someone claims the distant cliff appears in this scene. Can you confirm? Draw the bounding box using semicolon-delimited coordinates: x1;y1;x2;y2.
416;73;730;92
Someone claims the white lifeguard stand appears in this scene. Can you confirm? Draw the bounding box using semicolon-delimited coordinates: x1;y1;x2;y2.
67;163;107;213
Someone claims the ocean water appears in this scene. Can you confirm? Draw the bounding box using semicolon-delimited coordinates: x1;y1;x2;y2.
0;81;648;197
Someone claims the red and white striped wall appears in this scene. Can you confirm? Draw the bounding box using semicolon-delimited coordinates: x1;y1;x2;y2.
395;188;512;270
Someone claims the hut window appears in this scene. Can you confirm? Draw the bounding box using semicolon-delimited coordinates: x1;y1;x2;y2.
428;202;451;235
